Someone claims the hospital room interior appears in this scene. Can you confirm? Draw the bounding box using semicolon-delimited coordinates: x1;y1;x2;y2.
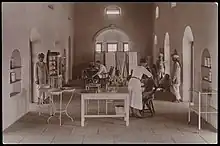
2;2;218;144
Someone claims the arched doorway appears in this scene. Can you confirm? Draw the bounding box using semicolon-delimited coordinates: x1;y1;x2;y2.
164;32;171;75
182;26;194;102
93;25;131;76
29;28;42;103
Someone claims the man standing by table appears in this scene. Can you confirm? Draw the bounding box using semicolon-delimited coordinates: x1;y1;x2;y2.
35;53;49;104
128;58;153;118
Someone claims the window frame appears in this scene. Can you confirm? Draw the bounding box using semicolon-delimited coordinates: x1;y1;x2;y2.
107;42;118;52
95;42;102;52
123;42;129;52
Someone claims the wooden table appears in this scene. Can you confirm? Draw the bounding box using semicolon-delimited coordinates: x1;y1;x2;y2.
80;87;129;127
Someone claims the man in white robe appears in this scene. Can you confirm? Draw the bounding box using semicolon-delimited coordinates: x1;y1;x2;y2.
128;58;152;118
170;54;182;103
35;53;49;104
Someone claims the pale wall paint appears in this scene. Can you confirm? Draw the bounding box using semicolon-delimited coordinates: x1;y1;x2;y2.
73;2;154;78
154;3;218;128
2;2;75;131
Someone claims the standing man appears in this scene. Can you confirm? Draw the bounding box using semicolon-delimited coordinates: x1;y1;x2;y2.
170;53;182;103
128;58;153;118
35;53;49;104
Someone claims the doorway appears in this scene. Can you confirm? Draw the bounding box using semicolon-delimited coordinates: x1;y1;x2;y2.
182;26;194;102
164;32;171;75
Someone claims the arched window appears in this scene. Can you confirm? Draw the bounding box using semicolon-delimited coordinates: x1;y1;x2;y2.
105;5;121;15
155;6;159;19
171;3;177;8
154;35;158;45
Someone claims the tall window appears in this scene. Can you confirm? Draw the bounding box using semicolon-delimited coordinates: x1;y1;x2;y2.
123;43;129;52
107;43;117;52
154;35;158;45
105;6;121;15
156;6;159;19
95;43;102;52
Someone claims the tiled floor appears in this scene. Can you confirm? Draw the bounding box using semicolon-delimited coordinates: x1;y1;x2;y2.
3;90;217;144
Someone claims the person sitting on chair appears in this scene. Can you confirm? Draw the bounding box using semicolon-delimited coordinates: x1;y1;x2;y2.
92;61;108;84
158;74;172;92
112;70;123;86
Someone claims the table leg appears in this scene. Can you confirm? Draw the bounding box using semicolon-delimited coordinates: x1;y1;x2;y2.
60;93;62;126
85;100;88;115
125;97;129;126
98;100;100;115
106;100;108;115
81;97;85;127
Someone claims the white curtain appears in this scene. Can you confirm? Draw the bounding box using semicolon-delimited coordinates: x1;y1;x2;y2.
128;52;138;74
116;52;127;78
105;52;116;72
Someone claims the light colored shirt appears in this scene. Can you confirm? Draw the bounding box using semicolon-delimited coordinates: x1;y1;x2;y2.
35;61;48;84
132;66;152;80
171;61;181;84
96;64;107;78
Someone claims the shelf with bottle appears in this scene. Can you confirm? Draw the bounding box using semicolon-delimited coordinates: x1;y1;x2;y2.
203;57;211;68
201;65;211;69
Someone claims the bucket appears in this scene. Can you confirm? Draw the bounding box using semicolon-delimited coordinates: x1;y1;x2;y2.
115;105;124;115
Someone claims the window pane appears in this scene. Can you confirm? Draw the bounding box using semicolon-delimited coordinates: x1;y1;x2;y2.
108;44;117;52
106;10;120;15
124;43;129;51
96;44;102;52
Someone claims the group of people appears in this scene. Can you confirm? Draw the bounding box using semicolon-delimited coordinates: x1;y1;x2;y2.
128;52;182;118
35;51;182;119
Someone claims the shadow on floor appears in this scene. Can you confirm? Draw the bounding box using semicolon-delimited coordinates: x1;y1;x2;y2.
154;91;176;102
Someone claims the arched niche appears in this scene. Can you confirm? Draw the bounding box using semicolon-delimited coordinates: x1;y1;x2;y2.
201;48;212;92
10;49;22;97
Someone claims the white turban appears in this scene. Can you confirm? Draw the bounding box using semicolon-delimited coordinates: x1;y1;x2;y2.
159;53;163;57
173;54;179;58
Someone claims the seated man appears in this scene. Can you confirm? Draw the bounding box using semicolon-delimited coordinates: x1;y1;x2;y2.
158;74;171;92
112;70;124;86
92;61;108;85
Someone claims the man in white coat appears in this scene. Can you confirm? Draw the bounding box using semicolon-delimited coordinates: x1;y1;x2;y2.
128;58;153;118
170;54;182;103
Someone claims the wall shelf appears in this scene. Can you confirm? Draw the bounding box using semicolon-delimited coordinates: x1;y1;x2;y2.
10;92;20;97
10;79;21;84
202;78;212;83
201;65;211;69
10;49;22;97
